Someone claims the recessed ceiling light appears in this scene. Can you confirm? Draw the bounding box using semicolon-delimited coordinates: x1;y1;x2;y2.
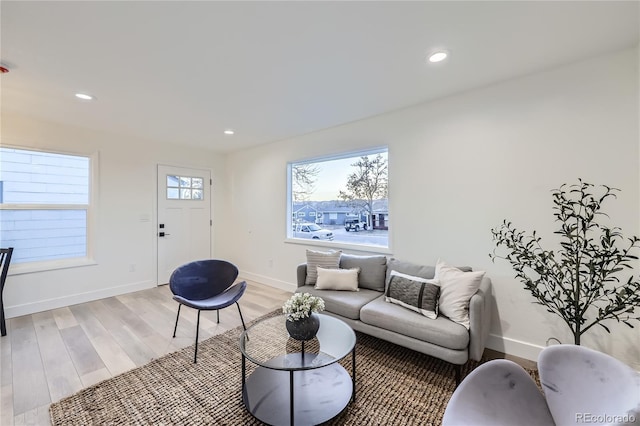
428;51;448;63
224;129;235;135
75;93;94;100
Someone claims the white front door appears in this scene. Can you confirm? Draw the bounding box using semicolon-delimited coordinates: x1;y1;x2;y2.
157;164;212;285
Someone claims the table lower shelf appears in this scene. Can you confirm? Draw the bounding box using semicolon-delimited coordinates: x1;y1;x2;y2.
242;359;353;426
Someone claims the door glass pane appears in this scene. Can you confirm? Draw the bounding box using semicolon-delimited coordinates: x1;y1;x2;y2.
167;188;179;199
192;189;203;200
180;188;192;199
179;177;191;187
167;175;179;187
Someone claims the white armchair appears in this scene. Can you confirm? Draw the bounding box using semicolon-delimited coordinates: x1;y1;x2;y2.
443;344;640;426
538;345;639;426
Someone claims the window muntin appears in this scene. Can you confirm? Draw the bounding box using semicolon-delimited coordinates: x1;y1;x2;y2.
167;175;204;200
287;148;389;250
0;147;92;266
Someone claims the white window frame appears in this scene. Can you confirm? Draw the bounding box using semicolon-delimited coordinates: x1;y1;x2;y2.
1;145;98;275
286;147;391;254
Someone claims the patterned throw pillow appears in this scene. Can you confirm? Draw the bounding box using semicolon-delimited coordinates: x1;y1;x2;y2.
305;249;342;285
385;270;440;319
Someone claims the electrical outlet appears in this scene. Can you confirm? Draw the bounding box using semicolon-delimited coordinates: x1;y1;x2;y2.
129;264;136;272
268;259;274;268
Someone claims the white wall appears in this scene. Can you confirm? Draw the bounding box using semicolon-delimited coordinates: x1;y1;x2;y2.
222;47;640;367
1;112;227;317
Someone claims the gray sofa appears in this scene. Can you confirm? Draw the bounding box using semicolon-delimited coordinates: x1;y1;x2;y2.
296;254;493;383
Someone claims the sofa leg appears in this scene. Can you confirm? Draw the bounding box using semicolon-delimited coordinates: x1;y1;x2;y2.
454;364;462;386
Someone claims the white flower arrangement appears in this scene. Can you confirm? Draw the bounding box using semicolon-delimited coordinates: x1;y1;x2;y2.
282;293;325;322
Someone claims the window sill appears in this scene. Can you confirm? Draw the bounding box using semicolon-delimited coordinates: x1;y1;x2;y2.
284;238;392;255
8;257;97;276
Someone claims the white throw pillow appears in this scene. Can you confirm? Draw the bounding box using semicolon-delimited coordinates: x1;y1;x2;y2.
315;267;360;291
435;259;485;329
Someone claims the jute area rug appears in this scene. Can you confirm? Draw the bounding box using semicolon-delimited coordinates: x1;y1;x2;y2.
49;311;532;425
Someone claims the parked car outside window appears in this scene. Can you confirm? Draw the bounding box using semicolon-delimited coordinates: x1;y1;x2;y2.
344;218;368;232
293;223;334;240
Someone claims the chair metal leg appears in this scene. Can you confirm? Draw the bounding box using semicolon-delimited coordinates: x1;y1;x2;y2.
217;310;220;324
0;291;6;337
194;310;201;363
172;304;182;338
236;302;247;330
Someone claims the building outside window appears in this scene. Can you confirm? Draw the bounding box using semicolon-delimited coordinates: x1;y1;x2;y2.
0;147;94;270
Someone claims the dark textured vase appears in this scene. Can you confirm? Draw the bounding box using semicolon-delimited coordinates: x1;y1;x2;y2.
286;313;320;341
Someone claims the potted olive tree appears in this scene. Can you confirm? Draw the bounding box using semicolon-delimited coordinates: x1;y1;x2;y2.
490;180;640;345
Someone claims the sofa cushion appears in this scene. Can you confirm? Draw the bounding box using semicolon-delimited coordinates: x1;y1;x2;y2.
385;258;436;288
305;249;341;285
436;260;485;329
385;258;473;290
296;285;381;320
340;254;387;291
385;271;440;319
360;296;469;350
315;267;359;291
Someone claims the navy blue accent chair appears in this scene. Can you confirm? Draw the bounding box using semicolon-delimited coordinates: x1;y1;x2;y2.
169;259;247;362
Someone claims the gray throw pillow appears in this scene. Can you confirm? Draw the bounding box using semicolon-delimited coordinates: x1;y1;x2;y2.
385;271;440;319
340;254;387;291
305;249;341;285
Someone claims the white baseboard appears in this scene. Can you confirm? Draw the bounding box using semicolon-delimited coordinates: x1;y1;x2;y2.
5;280;156;318
239;270;296;293
486;333;545;362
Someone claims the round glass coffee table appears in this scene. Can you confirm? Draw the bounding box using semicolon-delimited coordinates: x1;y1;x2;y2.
239;313;356;426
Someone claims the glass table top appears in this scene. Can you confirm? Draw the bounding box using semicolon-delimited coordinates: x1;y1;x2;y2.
239;314;356;371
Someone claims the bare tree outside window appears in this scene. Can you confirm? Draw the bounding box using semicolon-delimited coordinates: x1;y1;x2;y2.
338;154;388;230
292;163;320;202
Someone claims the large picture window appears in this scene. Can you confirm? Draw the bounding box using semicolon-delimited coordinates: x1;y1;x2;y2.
287;148;389;250
0;147;93;269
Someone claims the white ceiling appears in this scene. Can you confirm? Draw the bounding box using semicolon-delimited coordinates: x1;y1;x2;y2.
1;1;638;153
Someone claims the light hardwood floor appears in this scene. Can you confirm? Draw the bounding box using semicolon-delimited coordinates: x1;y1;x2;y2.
0;281;292;426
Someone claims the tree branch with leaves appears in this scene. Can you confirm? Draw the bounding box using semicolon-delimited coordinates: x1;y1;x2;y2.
490;180;640;345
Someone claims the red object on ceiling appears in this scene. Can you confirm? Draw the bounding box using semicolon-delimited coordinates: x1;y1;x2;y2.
0;66;9;73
